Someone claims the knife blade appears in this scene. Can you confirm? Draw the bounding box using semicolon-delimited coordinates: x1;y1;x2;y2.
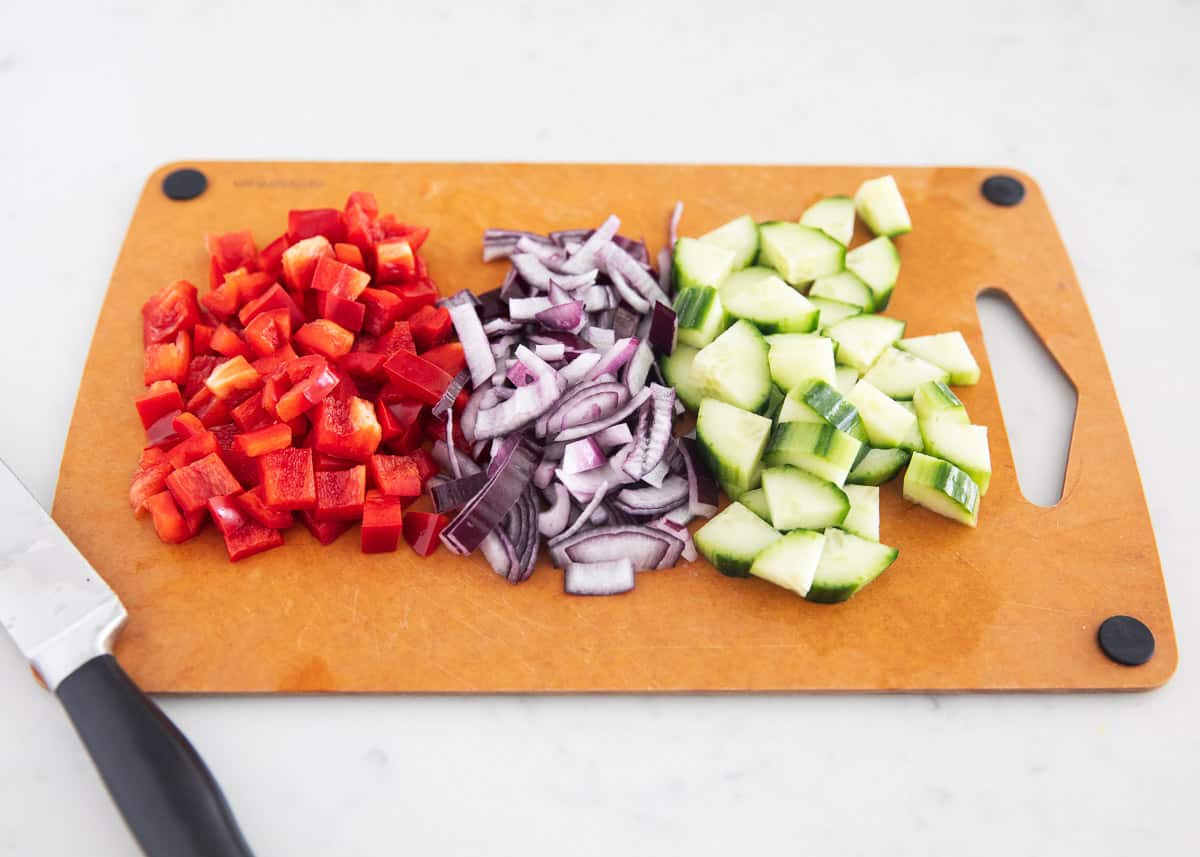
0;460;255;857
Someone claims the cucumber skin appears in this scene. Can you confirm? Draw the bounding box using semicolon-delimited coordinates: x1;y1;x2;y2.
660;345;706;411
846;448;912;486
673;286;730;348
694;502;781;578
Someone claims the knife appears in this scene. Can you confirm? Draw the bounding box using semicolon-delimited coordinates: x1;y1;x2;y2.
0;460;255;857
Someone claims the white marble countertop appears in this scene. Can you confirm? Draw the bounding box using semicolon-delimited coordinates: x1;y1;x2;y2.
1;1;1198;854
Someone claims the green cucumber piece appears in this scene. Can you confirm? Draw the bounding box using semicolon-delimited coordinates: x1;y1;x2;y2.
903;452;980;527
764;422;862;486
761;466;849;531
799;196;856;246
761;384;786;420
660;344;706;411
757;222;845;286
674;237;737;290
861;347;950;399
826;314;906;372
673;285;730;348
854;175;912;237
810;296;863;331
898;332;981;385
695;502;782;577
847;447;911;486
698;215;759;271
835;365;860;395
693;319;772;413
765;333;836;391
912;380;969;426
841;484;880;541
807;528;898;603
718;267;819;333
845;380;922;450
777;379;868;445
750;529;826;597
845;236;900;309
738;487;772;523
696;398;772;492
920;421;991;495
809;271;875;311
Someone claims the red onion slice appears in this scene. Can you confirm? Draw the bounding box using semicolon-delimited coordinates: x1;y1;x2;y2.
449;303;496;389
441;436;542;554
553;386;652;443
612;476;689;518
564;559;636;596
548;524;684;571
561;215;620;273
583;336;640;382
562;438;606;474
538;483;571;537
534;300;585;332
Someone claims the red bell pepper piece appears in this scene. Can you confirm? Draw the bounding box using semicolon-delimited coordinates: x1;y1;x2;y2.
361;491;403;553
259;447;316;510
312;396;382;462
200;280;240;321
375;396;424;450
374;238;416;284
294;319;355;360
251;344;299;377
421;341;468;379
403;511;447;557
299;509;352;546
144;330;191;385
205;355;261;400
382;280;439;318
135;380;184;429
382;350;452;406
207;495;284;562
422;411;471;455
130;447;174;516
171;412;207;439
210;423;260;487
310;255;371;300
374;321;416;358
243;308;292;357
342;201;377;260
312;452;359;472
368;454;422;497
205;231;258;283
230;390;276;433
166;428;219;469
256;234;289;280
184;355;224;399
359;288;405;337
210;323;251;359
333;242;365;270
193;323;215;356
287;209;346;245
234;423;292;457
144;409;184;449
144;491;206;544
281;236;334;291
410;448;438;485
314;465;367;521
186;387;232;428
344;191;379;219
273;356;340;421
317;293;366;333
408;305;452;351
141;280;200;346
223;268;276;305
338;352;386;383
238;283;307;329
166;452;242;515
235;485;293;529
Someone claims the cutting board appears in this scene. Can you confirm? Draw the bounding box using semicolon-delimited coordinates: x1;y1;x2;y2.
52;162;1176;693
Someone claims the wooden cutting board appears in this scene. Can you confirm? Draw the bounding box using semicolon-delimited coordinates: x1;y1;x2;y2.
52;162;1176;693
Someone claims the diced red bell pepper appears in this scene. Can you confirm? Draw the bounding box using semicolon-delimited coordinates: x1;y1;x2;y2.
205;355;261;400
375;396;424;450
141;280;200;346
342;202;377;259
200;280;240;321
207;495;284;562
344;191;379;219
383;280;439;318
422;410;471;455
238;284;307;329
281;236;334;291
410;447;438;485
294;319;355;360
256;234;289;280
144;409;184;449
210;423;260;487
230;390;276;432
408;305;452;351
403;511;447;557
186;387;232;428
325;365;359;402
171;412;207;439
420;341;467;378
144;330;191;385
299;509;351;546
374;320;416;358
338;351;385;382
223;268;276;305
130;447;174;516
235;485;293;529
251;344;298;377
183;355;224;399
374;238;416;284
359;288;404;337
193;323;215;355
310;255;371;300
361;491;403;553
166;428;219;469
210;323;251;359
205;231;258;283
166;452;242;515
259;447;316;510
312;396;382;461
382;350;452;406
377;215;430;248
273;356;340;421
314;465;367;520
234;422;292;457
145;491;206;544
369;454;422;497
316;292;366;333
287;209;346;245
312;451;359;472
135;381;184;429
333;242;365;270
243;308;291;357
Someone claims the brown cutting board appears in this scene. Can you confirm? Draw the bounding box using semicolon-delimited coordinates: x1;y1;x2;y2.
52;162;1175;693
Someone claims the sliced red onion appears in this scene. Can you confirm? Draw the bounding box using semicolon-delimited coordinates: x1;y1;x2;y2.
622;384;675;479
548;524;684;572
562;437;606;474
559;352;601;386
509;296;552;320
534;459;557;489
499;268;526;300
656;247;673;294
591;506;610;524
596;242;671;307
641;457;672;489
432;369;470;418
553;480;611;544
593;309;615;331
582;327;614;350
612;476;689;518
432;439;482;477
533;342;566;362
483;317;523;337
460;383;497;443
449;303;496;389
512;253;597;291
668;201;683;249
583;336;639;382
515;235;568;266
472;363;561;439
476;287;507;321
624;341;654;395
537;483;571;537
441;436;542;554
561;214;620;273
480;531;511;575
582;285;616;312
543;380;629;438
507;360;536;387
534;300;585;332
554;386;652;443
593;423;633;449
649;513;697;562
612;307;639;341
609;266;650;313
678;437;720;519
547;281;572;306
648;302;678;355
613;235;651;267
563;558;636;596
431;472;488;513
556;460;634;503
483;229;553;262
437;289;480;309
549;228;593;247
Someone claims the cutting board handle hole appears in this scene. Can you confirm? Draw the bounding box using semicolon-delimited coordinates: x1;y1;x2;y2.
976;289;1077;506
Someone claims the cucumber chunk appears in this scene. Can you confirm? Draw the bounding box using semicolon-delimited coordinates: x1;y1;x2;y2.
777;379;868;444
904;452;980;527
761;466;850;531
809;271;875;311
696;398;772;492
799;196;855;246
898;332;981;385
699;215;759;271
761;384;786;420
861;347;950;399
835;365;860;394
764;422;862;486
695;502;782;578
912;380;969;426
758;222;845;286
765;333;836;391
810;296;863;331
846;447;911;486
660;344;706;411
854;175;912;238
807;528;898;603
825;314;906;372
920;421;991;495
693;319;772;413
750;529;826;597
673;285;730;348
738;487;772;522
845;380;922;450
841;484;880;541
718;267;820;333
674;236;737;290
845;236;900;309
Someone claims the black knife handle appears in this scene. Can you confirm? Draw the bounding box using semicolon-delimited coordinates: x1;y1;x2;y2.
55;654;255;857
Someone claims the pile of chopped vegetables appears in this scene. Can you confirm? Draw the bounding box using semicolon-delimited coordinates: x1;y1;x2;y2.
130;191;460;560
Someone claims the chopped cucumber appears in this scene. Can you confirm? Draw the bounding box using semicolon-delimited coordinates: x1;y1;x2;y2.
807;528;898;603
920;422;991;495
721;480;748;501
810;296;863;331
903;452;980;527
693;320;772;413
777;379;869;446
761;466;849;531
846;447;911;486
673;285;730;348
757;222;845;286
696;398;772;493
799;196;855;246
825;314;906;372
846;380;921;450
765;333;836;390
854;175;912;238
739;488;771;522
718;267;820;334
912;380;969;426
764;422;862;486
750;529;826;597
809;271;875;311
674;237;737;290
698;215;760;271
761;384;786;420
898;332;981;385
695;501;782;577
659;344;706;411
861;347;950;399
841;484;880;541
845;236;900;310
835;365;860;395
